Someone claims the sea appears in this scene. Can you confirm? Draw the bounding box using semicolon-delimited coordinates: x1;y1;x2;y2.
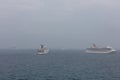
0;49;120;80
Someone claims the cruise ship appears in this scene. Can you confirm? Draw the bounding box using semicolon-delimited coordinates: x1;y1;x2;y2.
86;44;116;53
37;45;49;54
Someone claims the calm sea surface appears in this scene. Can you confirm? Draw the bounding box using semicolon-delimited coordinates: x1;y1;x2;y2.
0;50;120;80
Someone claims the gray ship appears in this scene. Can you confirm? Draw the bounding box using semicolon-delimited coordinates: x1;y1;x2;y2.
86;44;116;53
37;45;49;54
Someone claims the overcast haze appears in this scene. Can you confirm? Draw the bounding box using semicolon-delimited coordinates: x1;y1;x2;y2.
0;0;120;49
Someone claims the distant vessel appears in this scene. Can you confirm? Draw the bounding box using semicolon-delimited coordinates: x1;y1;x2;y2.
37;45;49;54
86;44;116;53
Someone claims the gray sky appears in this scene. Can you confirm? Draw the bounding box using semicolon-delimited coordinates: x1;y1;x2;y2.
0;0;120;49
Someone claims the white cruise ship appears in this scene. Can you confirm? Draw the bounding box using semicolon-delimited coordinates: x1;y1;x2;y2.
86;44;116;53
37;45;49;54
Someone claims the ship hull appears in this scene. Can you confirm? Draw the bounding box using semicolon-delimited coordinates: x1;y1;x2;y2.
37;52;48;55
86;50;116;53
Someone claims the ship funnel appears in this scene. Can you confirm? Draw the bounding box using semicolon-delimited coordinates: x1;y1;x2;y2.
92;44;97;48
41;44;44;48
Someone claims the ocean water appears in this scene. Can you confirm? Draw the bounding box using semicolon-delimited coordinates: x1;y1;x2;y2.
0;50;120;80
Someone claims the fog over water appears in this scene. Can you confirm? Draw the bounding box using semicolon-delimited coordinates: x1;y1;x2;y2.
0;0;120;49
